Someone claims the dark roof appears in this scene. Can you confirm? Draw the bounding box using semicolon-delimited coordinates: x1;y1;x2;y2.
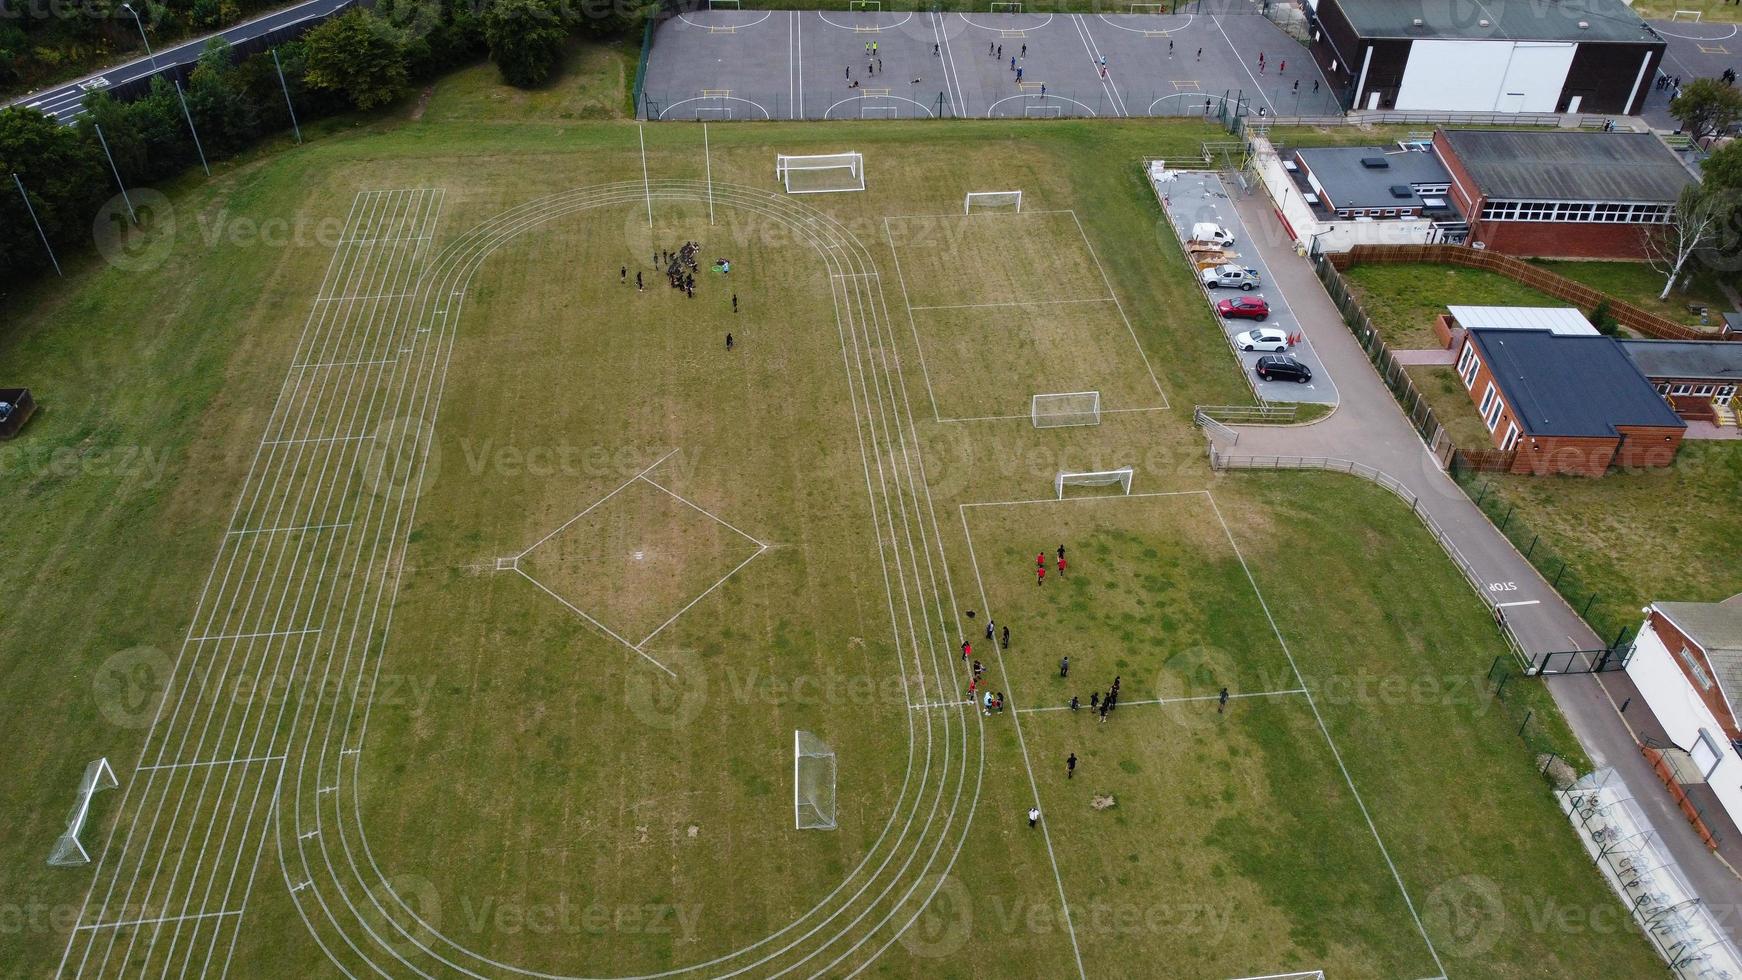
1327;0;1659;44
1619;339;1742;382
1441;130;1695;203
1467;329;1686;437
1293;146;1452;212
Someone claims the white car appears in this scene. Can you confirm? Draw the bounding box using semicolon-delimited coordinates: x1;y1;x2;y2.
1236;327;1290;352
1200;264;1261;290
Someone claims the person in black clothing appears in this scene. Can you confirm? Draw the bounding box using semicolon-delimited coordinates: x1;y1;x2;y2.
726;333;734;351
1089;692;1099;709
1069;695;1079;712
732;293;739;313
1219;686;1229;714
635;271;643;291
1001;625;1009;649
1059;656;1069;678
1066;753;1077;779
620;265;627;283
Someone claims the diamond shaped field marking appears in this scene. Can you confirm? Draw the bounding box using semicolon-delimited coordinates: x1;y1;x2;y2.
515;471;765;673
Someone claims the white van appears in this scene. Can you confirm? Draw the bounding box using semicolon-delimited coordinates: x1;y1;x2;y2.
1190;222;1235;247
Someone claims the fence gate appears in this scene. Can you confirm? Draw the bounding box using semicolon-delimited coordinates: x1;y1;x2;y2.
1533;646;1631;675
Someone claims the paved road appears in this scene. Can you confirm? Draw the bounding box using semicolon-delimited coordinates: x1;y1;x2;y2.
1162;170;1337;405
1214;189;1742;945
4;0;351;123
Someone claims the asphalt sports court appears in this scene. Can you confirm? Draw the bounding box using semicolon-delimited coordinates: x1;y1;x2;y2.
883;208;1170;422
957;490;1445;977
641;9;1342;120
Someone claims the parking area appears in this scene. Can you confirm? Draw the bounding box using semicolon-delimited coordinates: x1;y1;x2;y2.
639;9;1338;120
1157;169;1338;405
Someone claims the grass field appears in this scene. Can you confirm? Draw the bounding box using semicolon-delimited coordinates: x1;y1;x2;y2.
0;54;1669;978
1531;258;1735;330
1407;365;1492;449
1341;264;1564;350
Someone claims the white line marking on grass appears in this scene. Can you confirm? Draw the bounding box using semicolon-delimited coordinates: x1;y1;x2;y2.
638;124;654;231
227;522;351;536
135;754;287;773
938;406;1167;424
1204;491;1445;977
76;910;242;932
514;558;678;679
906;296;1115;311
703;123;715;225
957;503;1087;979
261;433;375;446
1212;13;1274;115
882;217;943;423
1066;209;1169;409
190;628;322;642
635;543;768;649
640;472;768;548
515;448;679;558
962;488;1210;510
1017;689;1306;713
882;208;1077;221
795;10;804;118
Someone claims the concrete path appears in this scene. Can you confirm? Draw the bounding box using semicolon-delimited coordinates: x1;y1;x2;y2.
1215;189;1742;944
1390;348;1455;366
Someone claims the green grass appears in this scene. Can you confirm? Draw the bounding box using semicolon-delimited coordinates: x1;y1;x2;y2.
1531;259;1734;331
1407;365;1491;449
1458;443;1742;644
1341;263;1564;350
1629;0;1742;23
0;61;1668;978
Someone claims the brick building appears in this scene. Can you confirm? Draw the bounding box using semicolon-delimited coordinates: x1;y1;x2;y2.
1435;129;1695;260
1619;339;1742;426
1454;328;1686;475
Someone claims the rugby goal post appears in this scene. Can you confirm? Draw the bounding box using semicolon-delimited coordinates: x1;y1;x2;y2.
1056;467;1133;499
965;190;1022;213
776;152;866;194
1032;391;1100;428
48;758;119;866
795;731;837;830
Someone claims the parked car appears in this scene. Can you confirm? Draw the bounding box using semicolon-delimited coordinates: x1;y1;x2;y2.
1190;222;1235;247
1220;299;1273;323
1200;264;1260;290
1254;354;1312;384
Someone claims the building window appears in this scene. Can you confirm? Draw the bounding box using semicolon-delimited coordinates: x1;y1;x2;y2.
1719;386;1735;405
1486;401;1504;432
1457;343;1478;386
1673;384;1692;396
1680;645;1714;691
1479;382;1497;418
1478;199;1674;224
1697;385;1714;396
1501;422;1520;451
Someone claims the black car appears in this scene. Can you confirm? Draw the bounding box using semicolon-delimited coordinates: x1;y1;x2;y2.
1254;354;1311;384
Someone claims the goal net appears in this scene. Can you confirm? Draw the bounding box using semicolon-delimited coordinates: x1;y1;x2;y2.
795;731;837;830
1032;391;1100;428
1055;467;1133;499
48;758;119;866
1128;2;1166;11
965;190;1022;214
990;1;1023;10
1670;8;1701;20
708;0;741;8
849;0;881;8
776;152;866;195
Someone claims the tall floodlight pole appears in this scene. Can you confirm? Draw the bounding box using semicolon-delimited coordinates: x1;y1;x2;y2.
121;3;158;74
272;48;303;143
93;123;137;224
12;172;63;277
173;79;211;176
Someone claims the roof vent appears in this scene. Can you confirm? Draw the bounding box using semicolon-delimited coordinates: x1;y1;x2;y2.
1578;19;1589;27
1412;16;1423;25
1479;17;1490;26
1390;184;1413;198
1360;156;1391;169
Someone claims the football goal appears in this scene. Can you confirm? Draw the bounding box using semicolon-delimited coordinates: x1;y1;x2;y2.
776;152;866;194
1032;391;1100;428
709;0;741;8
48;758;118;866
795;730;837;830
1670;8;1701;20
849;0;881;8
861;104;898;119
990;1;1023;10
1128;2;1166;10
965;190;1022;214
1055;467;1133;499
1023;104;1062;118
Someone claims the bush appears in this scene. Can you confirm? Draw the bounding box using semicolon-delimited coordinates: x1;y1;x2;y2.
484;0;569;88
302;9;410;111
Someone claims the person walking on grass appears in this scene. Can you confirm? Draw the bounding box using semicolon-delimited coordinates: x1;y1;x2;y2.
1027;805;1040;828
1099;700;1109;723
732;293;738;313
620;265;627;284
1001;625;1010;649
985;618;995;642
962;639;971;662
636;271;643;292
1037;564;1045;586
1056;555;1066;577
1059;655;1069;679
725;333;734;351
1067;752;1077;779
1069;695;1079;713
1057;544;1066;562
1219;686;1229;713
1090;691;1099;710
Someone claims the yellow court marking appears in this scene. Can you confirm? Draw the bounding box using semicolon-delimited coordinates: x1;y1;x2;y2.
1173;79;1201;91
1700;44;1729;54
701;88;732;97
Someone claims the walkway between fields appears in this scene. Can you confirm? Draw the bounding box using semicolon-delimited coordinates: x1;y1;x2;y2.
1210;189;1742;944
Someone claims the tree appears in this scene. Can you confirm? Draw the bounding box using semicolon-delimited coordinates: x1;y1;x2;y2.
0;106;108;280
1702;138;1742;193
302;9;409;111
1646;185;1726;300
1669;78;1742;145
484;0;569;88
186;39;260;157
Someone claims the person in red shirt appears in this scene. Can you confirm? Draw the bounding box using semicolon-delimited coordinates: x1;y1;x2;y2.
1057;555;1067;576
1037;565;1046;586
1036;552;1045;569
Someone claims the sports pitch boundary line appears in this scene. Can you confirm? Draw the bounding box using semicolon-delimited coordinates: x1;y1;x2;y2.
1204;492;1444;976
937;406;1167;425
1017;688;1306;713
881;216;944;422
1066;209;1169;409
906;296;1115;312
962;488;1210;510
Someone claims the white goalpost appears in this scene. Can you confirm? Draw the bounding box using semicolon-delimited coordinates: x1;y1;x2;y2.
776;152;866;194
1055;467;1133;499
48;758;119;866
990;1;1023;10
849;0;881;9
795;731;837;830
1032;391;1100;428
1128;2;1166;11
1670;8;1702;20
965;190;1023;214
708;0;741;8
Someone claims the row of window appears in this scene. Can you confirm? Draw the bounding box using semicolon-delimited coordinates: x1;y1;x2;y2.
1461;344;1521;450
1478;200;1674;224
1657;382;1737;404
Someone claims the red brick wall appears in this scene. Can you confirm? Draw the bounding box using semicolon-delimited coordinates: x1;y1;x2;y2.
1615;425;1685;468
1459;337;1523;451
1649;608;1738;738
1469;219;1654;260
1512;435;1619;477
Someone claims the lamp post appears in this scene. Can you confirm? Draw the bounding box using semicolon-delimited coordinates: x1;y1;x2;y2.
120;3;157;74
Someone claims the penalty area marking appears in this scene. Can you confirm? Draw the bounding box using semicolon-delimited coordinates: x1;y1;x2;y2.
659;95;773;120
815;10;914;31
957;11;1053;32
677;9;774;30
1653;23;1738;40
986;93;1097;117
1096;12;1194;34
822;93;936;119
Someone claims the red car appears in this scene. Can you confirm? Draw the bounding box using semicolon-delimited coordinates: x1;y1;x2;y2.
1216;295;1270;321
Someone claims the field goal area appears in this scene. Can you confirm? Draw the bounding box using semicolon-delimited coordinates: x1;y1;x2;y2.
1671;8;1702;19
1055;467;1132;498
795;730;837;830
48;758;118;866
884;209;1168;422
776;152;866;194
1128;2;1167;10
965;190;1022;213
1023;104;1063;118
1032;390;1099;427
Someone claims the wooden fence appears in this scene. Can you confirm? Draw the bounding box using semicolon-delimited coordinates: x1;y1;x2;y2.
1326;245;1731;342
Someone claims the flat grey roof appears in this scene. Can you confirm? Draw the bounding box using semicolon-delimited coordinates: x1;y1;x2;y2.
1294;146;1452;212
1328;0;1659;44
1447;305;1598;335
1619;339;1742;382
1441;130;1695;204
1468;329;1686;437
